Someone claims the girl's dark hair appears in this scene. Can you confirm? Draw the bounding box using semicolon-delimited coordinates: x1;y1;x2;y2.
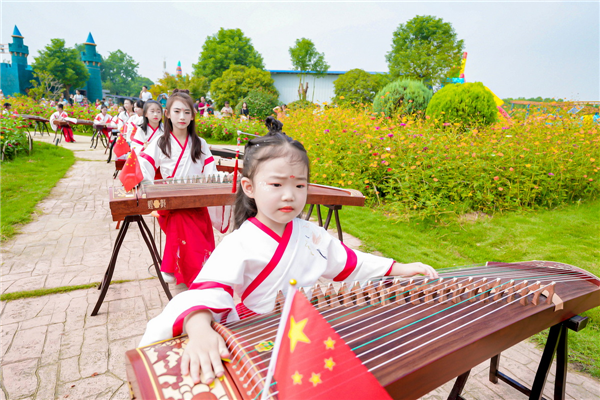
158;89;203;162
233;132;310;229
141;100;163;132
58;104;64;110
135;99;145;110
264;115;288;137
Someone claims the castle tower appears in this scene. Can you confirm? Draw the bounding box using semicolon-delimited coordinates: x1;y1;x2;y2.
81;32;103;101
176;61;182;76
1;25;34;96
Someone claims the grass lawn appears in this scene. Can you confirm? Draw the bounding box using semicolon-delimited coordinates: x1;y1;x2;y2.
1;142;75;241
337;201;600;377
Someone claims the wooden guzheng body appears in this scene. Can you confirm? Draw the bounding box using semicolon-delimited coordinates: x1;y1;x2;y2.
108;181;365;221
125;261;600;400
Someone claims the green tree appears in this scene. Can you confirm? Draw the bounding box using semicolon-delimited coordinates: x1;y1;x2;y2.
289;38;329;101
28;71;64;101
193;28;265;83
150;73;209;100
210;65;278;109
101;50;142;96
386;15;465;88
333;69;382;106
32;39;90;97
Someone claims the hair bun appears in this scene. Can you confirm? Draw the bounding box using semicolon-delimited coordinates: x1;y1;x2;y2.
172;88;190;95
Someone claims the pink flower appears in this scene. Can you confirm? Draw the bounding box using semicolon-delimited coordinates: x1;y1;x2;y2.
443;123;451;126
400;123;407;127
493;176;499;181
387;168;392;172
548;172;554;176
498;187;504;191
324;129;329;133
387;133;394;138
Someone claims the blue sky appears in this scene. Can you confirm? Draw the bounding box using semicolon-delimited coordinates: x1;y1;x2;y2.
2;1;598;100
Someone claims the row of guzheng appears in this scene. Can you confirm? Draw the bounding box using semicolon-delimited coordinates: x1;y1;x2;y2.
108;175;365;221
125;261;600;400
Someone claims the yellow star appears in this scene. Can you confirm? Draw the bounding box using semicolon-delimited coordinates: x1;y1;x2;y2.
288;316;310;353
324;357;336;371
309;372;322;387
324;337;335;350
291;371;303;385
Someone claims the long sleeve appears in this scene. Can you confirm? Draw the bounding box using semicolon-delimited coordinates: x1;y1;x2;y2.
138;140;159;183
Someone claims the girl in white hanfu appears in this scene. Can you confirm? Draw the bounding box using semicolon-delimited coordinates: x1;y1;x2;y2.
93;105;113;140
49;103;76;142
139;131;439;385
130;100;163;154
110;98;135;141
138;89;231;287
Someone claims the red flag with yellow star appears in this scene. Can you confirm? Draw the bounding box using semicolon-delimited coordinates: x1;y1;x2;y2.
272;291;391;400
119;149;144;192
113;134;130;158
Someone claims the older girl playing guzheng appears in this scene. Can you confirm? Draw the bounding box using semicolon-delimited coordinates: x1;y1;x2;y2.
130;100;163;154
49;103;76;142
139;132;438;385
138;89;231;286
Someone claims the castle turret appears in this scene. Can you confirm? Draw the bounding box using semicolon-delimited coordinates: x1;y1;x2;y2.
1;25;34;96
81;32;103;101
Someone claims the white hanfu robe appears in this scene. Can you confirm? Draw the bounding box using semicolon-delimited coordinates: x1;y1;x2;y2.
49;111;77;131
94;112;113;138
130;123;162;154
140;217;394;346
138;133;232;286
111;111;135;140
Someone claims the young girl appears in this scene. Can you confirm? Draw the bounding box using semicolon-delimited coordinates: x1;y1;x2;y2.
93;105;113;140
49;103;76;142
111;98;135;141
130;100;163;154
122;99;145;144
138;89;231;286
139;132;438;384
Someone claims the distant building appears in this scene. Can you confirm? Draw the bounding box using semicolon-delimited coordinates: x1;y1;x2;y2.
0;26;103;101
1;26;34;97
268;70;383;105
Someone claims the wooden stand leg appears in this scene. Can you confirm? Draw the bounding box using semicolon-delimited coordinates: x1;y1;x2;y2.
554;325;568;400
137;216;172;300
448;369;470;400
530;324;562;399
323;207;334;230
334;207;343;242
91;216;132;316
316;205;323;226
489;354;500;384
305;204;314;220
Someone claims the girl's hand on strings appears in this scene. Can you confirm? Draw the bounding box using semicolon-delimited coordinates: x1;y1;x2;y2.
181;311;230;385
390;262;439;278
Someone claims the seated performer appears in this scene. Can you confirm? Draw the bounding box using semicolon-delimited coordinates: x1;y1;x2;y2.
130;100;162;154
138;89;231;286
140;131;438;385
50;104;76;142
94;105;113;140
112;99;136;141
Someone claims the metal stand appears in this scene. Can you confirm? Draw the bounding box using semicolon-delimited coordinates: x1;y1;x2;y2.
448;315;588;400
33;121;50;136
91;126;109;149
91;215;172;316
305;204;344;242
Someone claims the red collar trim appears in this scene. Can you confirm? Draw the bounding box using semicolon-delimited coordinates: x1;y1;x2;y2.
171;132;185;149
248;217;289;243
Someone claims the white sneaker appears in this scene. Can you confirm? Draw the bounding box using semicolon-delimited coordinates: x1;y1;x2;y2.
161;272;176;284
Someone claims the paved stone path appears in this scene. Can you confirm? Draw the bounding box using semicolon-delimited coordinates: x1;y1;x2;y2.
1;134;599;399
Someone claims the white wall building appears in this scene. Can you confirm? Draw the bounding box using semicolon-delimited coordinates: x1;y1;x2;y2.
268;70;345;105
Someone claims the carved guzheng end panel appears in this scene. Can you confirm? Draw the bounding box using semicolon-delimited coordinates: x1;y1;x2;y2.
125;261;600;400
126;336;242;400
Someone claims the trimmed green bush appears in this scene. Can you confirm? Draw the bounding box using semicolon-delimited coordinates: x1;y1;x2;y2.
426;82;498;128
372;79;432;118
287;99;317;111
235;89;279;120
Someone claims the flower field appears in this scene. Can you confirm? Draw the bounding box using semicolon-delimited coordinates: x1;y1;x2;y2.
285;106;599;217
0;114;31;160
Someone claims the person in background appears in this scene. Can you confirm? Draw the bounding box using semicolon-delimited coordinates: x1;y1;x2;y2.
140;86;153;102
94;105;113;140
0;89;4;101
240;101;249;121
3;103;12;115
198;96;207;117
74;90;84;105
50;103;76;142
220;101;233;118
158;94;168;109
206;100;214;115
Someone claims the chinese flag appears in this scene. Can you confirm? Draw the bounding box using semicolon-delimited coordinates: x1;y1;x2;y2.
119;149;144;192
113;134;130;158
273;291;392;400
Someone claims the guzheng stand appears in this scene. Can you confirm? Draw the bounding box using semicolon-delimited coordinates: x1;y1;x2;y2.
91;215;172;316
448;315;589;400
305;204;344;241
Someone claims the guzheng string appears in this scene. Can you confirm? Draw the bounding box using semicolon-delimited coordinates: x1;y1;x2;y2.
219;264;589;397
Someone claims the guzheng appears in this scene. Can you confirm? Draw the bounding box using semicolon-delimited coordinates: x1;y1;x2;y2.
108;178;365;222
125;261;600;400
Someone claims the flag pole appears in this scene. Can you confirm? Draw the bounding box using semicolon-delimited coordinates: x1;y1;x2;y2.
260;279;298;400
232;131;242;193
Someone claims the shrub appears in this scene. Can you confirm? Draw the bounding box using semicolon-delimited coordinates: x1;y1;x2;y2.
0;115;30;160
426;82;497;129
210;65;278;109
373;79;432;118
333;69;381;107
235;89;279;120
287;99;317;111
